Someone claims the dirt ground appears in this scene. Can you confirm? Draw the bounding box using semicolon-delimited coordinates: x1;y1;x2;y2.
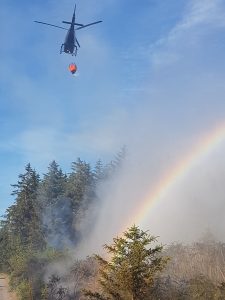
0;274;17;300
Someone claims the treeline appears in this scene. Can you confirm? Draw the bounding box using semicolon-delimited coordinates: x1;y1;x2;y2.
0;152;225;299
0;152;125;299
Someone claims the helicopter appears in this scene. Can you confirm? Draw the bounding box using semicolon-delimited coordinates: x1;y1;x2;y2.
34;4;102;56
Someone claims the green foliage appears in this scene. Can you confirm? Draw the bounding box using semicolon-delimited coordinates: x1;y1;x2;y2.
93;159;106;182
84;225;169;300
8;246;52;299
9;163;44;250
37;161;72;248
67;158;93;199
66;158;98;243
16;279;33;300
0;219;12;272
0;157;116;299
41;161;67;204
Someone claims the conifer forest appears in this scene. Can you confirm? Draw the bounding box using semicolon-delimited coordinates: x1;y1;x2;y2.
0;155;225;300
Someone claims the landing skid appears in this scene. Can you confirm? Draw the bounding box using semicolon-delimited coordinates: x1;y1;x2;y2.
60;44;78;56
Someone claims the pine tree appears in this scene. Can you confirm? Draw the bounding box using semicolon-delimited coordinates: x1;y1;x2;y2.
93;159;106;183
9;163;44;250
66;158;95;236
38;161;73;248
84;225;169;300
104;147;127;179
67;158;94;209
40;160;67;206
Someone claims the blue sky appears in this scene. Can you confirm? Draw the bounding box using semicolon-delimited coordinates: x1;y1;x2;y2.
1;0;225;222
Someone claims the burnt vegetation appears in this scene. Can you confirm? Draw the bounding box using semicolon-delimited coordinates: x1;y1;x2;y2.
0;152;225;299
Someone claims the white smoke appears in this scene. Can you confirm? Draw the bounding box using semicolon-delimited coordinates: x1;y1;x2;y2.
77;0;225;256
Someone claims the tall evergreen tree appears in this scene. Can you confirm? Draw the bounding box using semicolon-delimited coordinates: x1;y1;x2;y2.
84;225;169;300
9;163;44;250
38;161;73;248
40;160;67;206
93;159;105;183
66;158;96;242
67;158;94;208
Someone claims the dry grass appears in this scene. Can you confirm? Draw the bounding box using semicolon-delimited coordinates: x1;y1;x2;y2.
164;240;225;283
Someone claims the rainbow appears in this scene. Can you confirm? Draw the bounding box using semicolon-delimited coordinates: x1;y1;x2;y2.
124;122;225;230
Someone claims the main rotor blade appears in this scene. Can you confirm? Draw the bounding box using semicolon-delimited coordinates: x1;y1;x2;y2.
62;21;84;26
34;21;68;30
75;21;102;31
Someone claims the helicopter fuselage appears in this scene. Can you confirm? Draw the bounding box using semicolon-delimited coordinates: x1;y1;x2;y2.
63;25;76;54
